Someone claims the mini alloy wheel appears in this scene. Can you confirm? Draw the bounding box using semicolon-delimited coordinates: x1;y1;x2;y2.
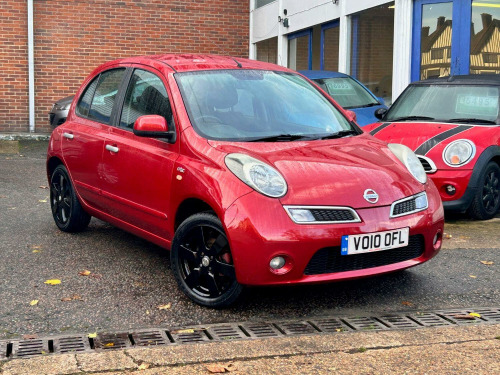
50;165;91;232
171;213;242;308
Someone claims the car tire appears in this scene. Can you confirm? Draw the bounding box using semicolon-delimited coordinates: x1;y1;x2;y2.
50;165;91;232
467;161;500;220
171;213;243;308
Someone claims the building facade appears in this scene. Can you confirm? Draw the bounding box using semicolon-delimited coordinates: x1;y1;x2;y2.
0;0;249;133
250;0;500;105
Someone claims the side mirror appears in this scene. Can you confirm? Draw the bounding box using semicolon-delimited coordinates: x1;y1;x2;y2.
374;108;388;120
345;110;357;123
133;115;175;142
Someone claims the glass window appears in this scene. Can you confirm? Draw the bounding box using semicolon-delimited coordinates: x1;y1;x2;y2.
323;25;339;71
288;34;310;71
256;37;278;64
175;70;354;141
255;0;275;8
350;3;394;105
87;69;126;124
470;0;500;75
386;84;499;124
313;77;379;109
76;77;99;118
419;3;452;80
120;69;172;129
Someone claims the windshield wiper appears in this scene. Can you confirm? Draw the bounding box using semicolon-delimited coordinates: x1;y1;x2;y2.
247;134;313;142
317;129;359;140
389;115;435;122
448;118;497;125
358;103;379;108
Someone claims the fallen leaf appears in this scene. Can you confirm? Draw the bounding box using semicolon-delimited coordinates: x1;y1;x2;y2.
104;342;114;347
138;363;150;370
61;297;72;302
469;275;477;278
171;328;195;334
452;314;476;320
39;186;48;189
480;261;494;265
444;233;452;239
224;363;237;372
469;312;481;318
157;303;172;310
146;310;150;315
78;270;91;276
205;364;227;373
38;199;47;203
88;332;97;338
401;301;413;306
22;334;38;340
335;328;342;332
29;300;39;306
44;279;61;285
32;250;40;253
61;294;83;302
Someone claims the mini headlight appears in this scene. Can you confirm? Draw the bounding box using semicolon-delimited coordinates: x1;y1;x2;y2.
225;153;287;198
388;143;427;184
443;139;475;167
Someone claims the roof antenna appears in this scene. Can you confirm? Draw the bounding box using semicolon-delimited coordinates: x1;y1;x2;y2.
231;57;243;68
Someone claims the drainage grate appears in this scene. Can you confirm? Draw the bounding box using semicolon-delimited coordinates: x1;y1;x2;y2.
207;325;248;341
377;315;422;329
11;339;49;358
310;318;353;333
94;333;132;350
0;307;498;360
407;312;453;327
53;336;90;354
275;321;318;335
240;322;283;338
131;330;172;346
342;317;388;331
170;329;210;344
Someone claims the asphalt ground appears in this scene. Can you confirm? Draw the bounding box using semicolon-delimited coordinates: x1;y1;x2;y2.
0;140;498;340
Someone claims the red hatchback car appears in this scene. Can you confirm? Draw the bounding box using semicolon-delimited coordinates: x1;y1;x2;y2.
47;55;444;307
367;75;500;220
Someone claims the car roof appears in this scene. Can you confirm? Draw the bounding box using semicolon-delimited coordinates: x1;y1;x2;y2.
412;74;500;86
298;70;350;79
107;54;291;73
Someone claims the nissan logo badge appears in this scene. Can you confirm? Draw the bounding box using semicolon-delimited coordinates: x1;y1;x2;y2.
363;189;379;204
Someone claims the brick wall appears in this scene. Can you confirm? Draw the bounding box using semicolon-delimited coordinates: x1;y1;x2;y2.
0;1;29;132
0;0;249;133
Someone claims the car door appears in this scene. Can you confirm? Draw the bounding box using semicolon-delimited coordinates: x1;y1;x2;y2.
62;68;127;212
100;67;179;240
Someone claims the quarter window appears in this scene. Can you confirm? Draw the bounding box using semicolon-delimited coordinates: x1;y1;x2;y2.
86;69;126;124
120;69;173;129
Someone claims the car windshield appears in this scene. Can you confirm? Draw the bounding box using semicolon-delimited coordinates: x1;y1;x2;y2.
175;70;356;141
313;77;379;109
385;84;500;125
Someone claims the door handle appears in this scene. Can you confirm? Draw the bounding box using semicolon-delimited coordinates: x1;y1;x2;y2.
105;144;119;153
63;132;74;139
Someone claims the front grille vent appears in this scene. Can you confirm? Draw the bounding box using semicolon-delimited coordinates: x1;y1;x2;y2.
392;199;417;216
417;155;437;173
310;209;355;222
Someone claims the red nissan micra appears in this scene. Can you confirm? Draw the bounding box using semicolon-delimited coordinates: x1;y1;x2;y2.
47;54;444;307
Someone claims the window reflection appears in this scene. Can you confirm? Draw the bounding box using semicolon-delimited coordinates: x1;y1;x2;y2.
470;0;500;75
256;37;278;65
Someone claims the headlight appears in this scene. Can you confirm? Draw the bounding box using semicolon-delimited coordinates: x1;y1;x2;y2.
388;143;427;184
443;139;475;167
225;153;287;198
61;103;71;110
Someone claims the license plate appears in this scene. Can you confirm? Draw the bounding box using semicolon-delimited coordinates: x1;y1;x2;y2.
341;228;409;255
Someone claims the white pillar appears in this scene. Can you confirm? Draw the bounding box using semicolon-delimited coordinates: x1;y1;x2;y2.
277;0;288;67
28;0;35;132
338;1;351;74
249;0;256;59
392;0;413;102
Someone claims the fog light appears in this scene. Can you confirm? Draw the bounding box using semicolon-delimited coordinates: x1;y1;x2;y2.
287;208;315;223
445;185;456;195
433;231;442;249
415;192;428;210
270;256;286;270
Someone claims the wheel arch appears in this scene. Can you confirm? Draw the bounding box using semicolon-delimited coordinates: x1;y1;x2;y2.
174;198;218;231
46;156;65;181
469;146;500;188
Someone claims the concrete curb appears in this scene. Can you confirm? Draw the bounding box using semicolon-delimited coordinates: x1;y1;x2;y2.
0;133;50;141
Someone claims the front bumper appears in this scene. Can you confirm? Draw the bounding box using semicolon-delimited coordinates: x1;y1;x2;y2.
428;169;474;212
224;185;444;286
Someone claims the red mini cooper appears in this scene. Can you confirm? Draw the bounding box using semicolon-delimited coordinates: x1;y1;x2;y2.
366;75;500;220
47;55;444;307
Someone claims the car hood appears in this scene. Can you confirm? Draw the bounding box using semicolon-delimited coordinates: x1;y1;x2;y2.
208;134;425;208
351;104;387;127
55;95;75;106
365;121;476;155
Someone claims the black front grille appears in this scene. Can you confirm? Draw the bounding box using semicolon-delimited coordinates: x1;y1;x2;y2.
49;113;55;124
310;209;356;222
304;235;425;275
392;199;417;216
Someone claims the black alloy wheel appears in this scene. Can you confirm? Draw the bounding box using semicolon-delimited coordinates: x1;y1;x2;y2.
50;165;91;232
468;162;500;220
171;213;243;308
